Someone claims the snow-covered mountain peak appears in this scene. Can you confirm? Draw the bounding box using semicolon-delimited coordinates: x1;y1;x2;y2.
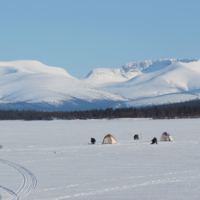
122;59;198;74
97;59;200;107
0;60;127;110
0;60;72;77
80;67;129;85
81;59;199;86
0;58;200;111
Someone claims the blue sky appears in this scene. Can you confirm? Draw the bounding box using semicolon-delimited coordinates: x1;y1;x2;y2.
0;0;199;77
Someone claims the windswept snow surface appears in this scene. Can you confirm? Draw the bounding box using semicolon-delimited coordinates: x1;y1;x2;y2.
0;60;126;111
1;119;200;199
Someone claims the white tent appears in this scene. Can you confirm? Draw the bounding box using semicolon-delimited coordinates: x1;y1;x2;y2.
160;132;173;141
102;134;117;144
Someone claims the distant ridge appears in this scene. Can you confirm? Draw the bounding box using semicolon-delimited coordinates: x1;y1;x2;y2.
81;58;200;108
80;59;198;85
0;59;199;111
0;60;127;111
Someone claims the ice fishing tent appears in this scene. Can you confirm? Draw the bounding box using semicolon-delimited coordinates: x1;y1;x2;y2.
102;134;117;144
160;132;173;141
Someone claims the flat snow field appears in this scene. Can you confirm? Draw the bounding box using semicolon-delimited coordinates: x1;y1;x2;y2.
0;118;200;200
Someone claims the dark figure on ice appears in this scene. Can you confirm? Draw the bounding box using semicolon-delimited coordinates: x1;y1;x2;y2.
134;134;139;140
91;138;96;144
151;137;157;144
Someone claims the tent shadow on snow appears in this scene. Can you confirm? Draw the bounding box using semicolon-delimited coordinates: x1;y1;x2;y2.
102;134;117;144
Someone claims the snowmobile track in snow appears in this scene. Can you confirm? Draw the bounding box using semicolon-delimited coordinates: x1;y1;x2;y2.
0;185;19;200
0;159;37;199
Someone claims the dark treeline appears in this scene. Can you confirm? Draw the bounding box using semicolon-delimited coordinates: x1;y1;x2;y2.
1;99;200;120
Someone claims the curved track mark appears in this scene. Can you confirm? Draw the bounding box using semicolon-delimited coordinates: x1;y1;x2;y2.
0;185;19;200
0;159;37;199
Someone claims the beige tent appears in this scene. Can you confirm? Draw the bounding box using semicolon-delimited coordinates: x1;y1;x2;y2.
102;134;117;144
160;132;173;141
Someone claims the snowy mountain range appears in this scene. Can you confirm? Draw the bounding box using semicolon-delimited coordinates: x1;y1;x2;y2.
82;59;200;108
0;59;199;111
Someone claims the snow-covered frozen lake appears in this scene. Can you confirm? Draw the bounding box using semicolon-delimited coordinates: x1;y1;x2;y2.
0;118;200;200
